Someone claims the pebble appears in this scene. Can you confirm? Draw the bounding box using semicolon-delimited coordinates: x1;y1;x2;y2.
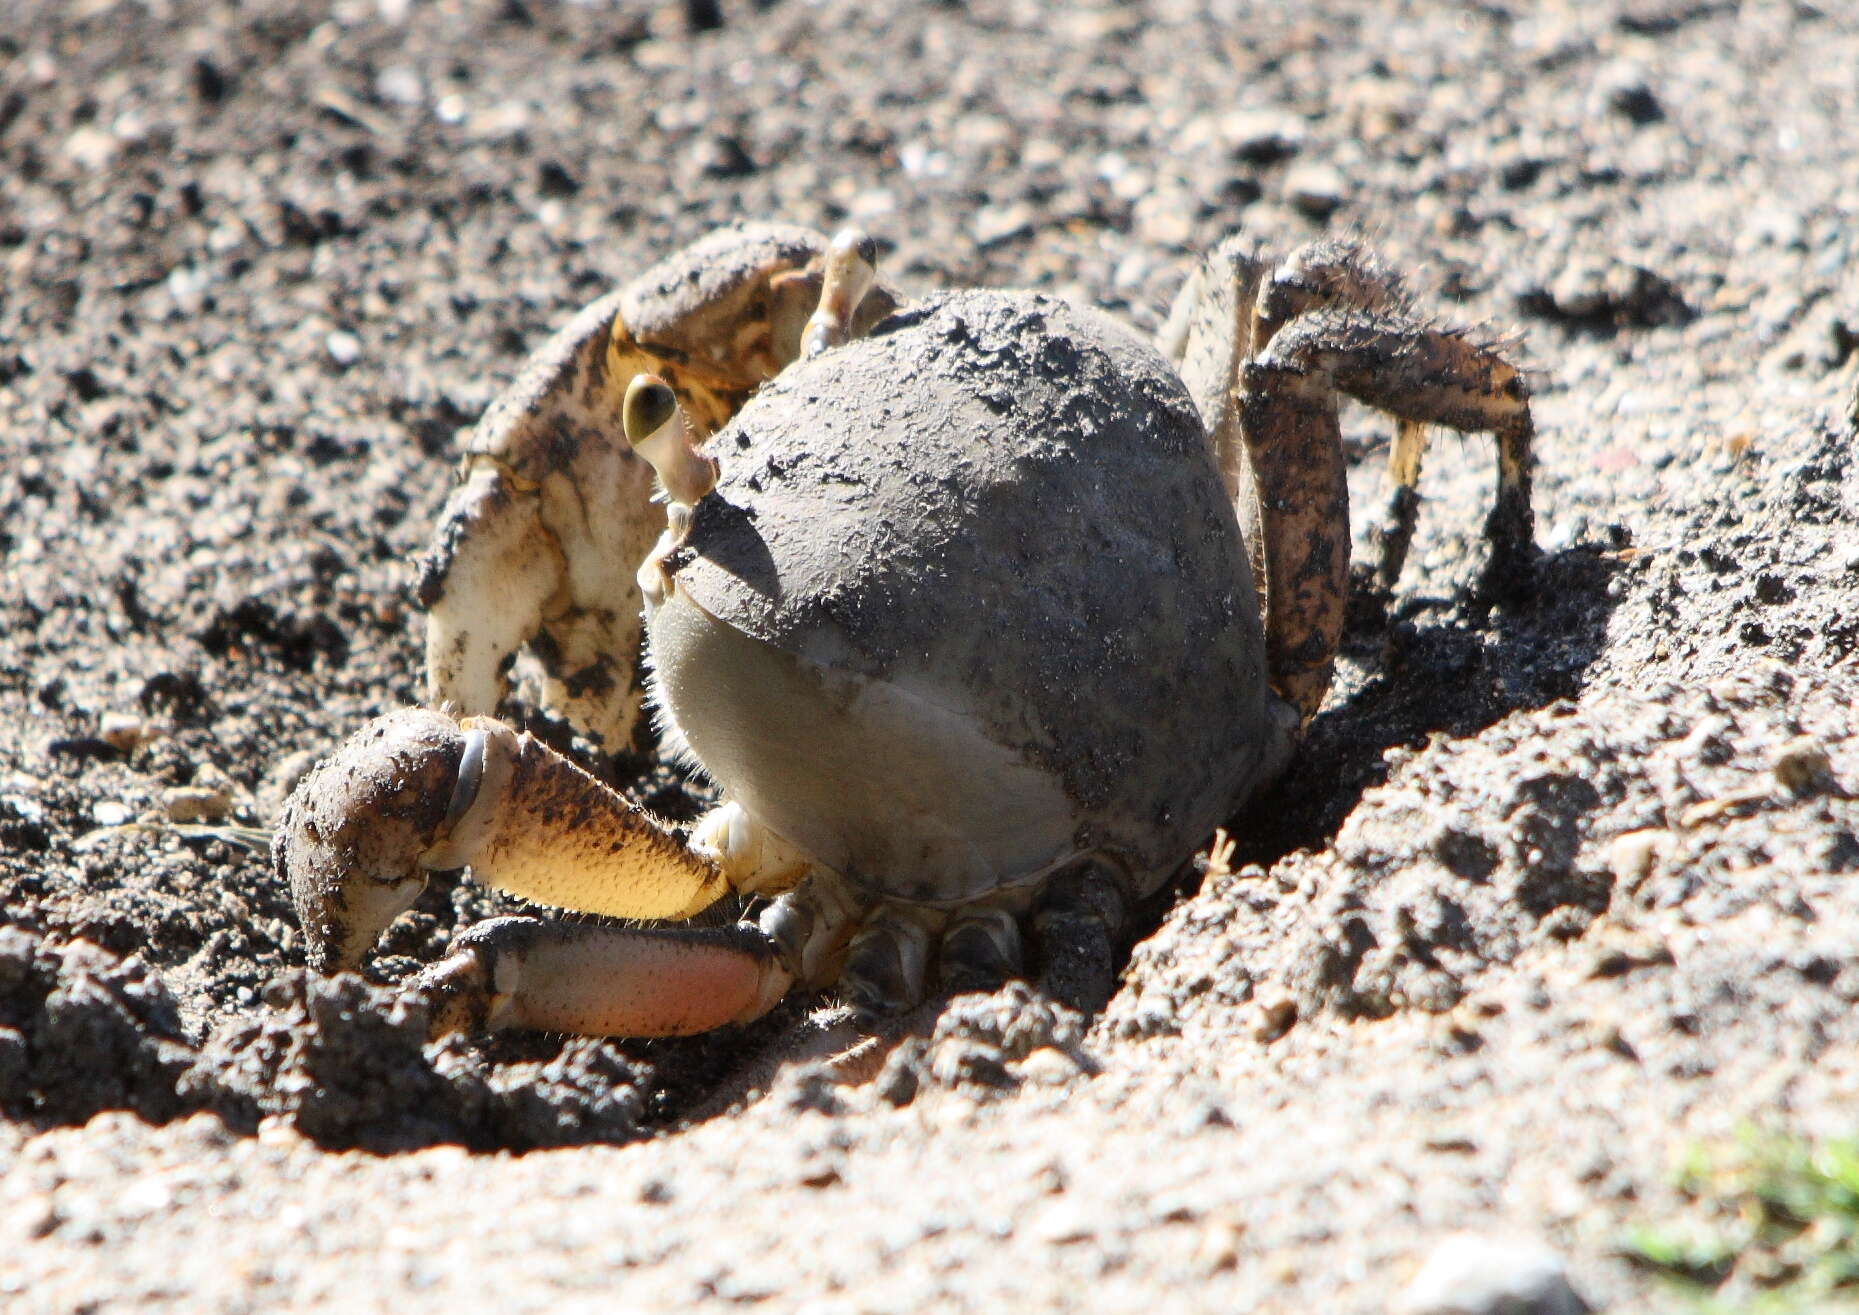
1608;829;1668;888
64;125;119;170
1392;1234;1590;1315
373;65;423;107
1283;163;1347;219
1597;63;1663;125
1771;736;1835;796
163;784;233;824
1015;1046;1084;1087
1251;993;1297;1043
99;711;154;753
325;330;363;368
91;801;133;827
1224;109;1306;164
970;203;1034;248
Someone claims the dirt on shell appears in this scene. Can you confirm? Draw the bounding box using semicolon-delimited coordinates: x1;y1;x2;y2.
2;0;1857;1311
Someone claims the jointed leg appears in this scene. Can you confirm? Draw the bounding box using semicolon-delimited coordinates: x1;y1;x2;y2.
1251;236;1409;348
1377;419;1429;588
1166;236;1426;632
1240;309;1535;718
1032;858;1128;1016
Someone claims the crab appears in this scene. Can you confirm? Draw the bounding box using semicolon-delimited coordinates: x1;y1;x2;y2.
274;223;1535;1038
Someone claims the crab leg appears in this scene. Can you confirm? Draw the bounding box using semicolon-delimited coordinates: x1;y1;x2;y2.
1239;310;1535;720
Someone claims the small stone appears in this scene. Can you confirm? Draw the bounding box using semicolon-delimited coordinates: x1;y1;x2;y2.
537;159;580;197
1031;1200;1098;1244
1598;63;1663;125
1393;1234;1590;1315
1608;829;1668;888
64;125;119;170
191;58;230;104
1252;993;1297;1042
1772;736;1835;796
98;711;154;753
1016;1046;1084;1087
693;135;754;179
971;203;1035;249
874;1037;927;1107
1196;1217;1245;1273
1133;190;1194;247
91;801;133;827
373;65;423;107
1224;109;1306;164
163;784;233;824
1283;163;1347;219
325;331;363;368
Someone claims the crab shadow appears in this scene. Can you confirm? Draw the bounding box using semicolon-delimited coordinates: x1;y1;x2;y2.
1223;542;1623;872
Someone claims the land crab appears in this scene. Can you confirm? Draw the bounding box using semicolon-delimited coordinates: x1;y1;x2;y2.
274;221;1535;1038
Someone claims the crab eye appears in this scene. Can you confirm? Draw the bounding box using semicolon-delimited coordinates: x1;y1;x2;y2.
623;375;679;445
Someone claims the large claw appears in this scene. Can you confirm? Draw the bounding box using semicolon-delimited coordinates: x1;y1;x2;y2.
273;708;468;973
275;707;798;1037
274;708;735;974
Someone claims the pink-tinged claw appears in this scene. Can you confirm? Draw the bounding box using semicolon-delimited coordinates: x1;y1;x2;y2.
414;917;792;1039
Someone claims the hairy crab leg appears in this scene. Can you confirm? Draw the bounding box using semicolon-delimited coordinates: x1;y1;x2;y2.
1239;309;1535;720
1377;418;1431;589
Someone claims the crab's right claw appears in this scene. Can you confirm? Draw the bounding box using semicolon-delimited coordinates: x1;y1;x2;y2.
274;708;471;973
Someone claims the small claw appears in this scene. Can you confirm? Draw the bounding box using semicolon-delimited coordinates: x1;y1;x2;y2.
274;709;478;973
418;461;564;722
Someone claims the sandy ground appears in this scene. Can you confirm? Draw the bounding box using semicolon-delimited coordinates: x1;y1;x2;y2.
2;0;1857;1310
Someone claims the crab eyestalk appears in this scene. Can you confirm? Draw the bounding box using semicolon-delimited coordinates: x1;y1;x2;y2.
623;373;718;521
801;227;879;358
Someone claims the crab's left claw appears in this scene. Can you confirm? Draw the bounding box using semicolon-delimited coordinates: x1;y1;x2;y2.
415;224;902;755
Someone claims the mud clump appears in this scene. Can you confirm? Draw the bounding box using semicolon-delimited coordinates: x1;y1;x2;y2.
0;925;655;1150
0;927;195;1125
